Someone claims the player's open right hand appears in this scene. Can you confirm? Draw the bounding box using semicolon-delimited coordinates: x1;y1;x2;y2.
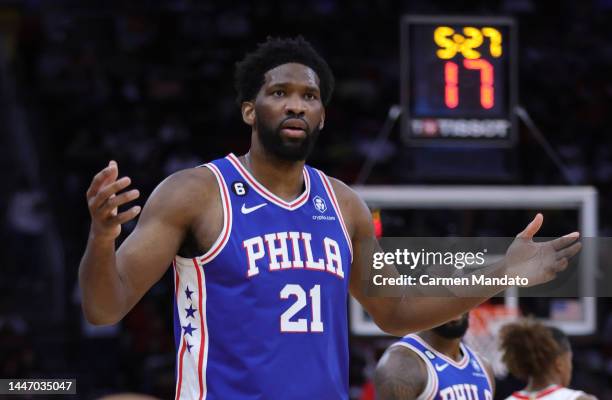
505;213;582;287
86;160;141;241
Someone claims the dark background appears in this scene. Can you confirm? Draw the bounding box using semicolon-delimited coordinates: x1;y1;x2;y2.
1;0;612;398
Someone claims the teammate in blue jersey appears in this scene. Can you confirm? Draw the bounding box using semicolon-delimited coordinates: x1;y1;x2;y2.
79;36;582;399
374;313;495;400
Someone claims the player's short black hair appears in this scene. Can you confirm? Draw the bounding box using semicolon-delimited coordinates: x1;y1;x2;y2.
234;36;335;106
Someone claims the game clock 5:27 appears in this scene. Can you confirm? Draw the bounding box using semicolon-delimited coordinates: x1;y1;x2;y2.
401;16;517;146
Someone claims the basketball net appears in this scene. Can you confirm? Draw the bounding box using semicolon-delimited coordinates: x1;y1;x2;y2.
463;303;520;378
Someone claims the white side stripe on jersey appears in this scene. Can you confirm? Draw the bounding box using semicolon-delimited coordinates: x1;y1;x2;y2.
192;257;209;399
173;256;210;400
174;260;187;400
174;260;201;399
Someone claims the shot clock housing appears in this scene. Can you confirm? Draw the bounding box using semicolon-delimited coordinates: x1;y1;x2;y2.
401;16;518;147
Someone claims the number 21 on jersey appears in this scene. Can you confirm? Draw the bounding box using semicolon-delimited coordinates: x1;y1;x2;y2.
280;284;323;333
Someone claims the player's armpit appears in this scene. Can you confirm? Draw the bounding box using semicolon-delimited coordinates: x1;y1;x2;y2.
113;167;219;319
374;345;428;400
327;178;400;333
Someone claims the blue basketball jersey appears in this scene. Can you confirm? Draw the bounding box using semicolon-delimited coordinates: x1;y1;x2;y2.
393;334;493;400
172;153;353;399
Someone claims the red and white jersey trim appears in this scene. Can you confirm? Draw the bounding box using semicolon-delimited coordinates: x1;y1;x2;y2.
227;153;310;211
316;170;353;262
193;257;209;399
174;256;210;400
507;386;585;400
391;341;439;400
198;163;232;265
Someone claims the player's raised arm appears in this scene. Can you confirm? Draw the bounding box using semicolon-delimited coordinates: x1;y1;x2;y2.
79;161;217;325
333;179;582;336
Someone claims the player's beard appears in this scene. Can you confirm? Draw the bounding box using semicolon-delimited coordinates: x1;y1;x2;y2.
432;313;470;339
256;115;320;162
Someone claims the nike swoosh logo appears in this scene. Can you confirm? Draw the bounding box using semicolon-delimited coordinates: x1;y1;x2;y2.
435;363;449;372
241;203;267;214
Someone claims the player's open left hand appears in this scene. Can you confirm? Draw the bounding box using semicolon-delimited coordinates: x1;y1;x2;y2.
86;160;141;241
504;213;582;286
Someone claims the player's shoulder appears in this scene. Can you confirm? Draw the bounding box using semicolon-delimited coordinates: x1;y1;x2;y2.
575;393;598;400
155;166;215;197
319;173;372;237
145;166;218;218
468;347;493;371
377;342;427;374
374;343;429;398
323;174;371;226
324;174;359;203
161;165;216;189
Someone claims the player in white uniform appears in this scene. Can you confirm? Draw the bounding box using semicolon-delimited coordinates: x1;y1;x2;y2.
500;319;597;400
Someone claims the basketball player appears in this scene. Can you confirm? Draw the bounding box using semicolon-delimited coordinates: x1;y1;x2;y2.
79;36;582;399
374;313;495;400
500;319;597;400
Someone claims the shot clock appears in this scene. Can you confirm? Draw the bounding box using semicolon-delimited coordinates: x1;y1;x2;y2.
401;16;517;146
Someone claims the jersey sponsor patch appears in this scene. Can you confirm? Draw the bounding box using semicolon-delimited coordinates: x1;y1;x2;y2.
313;195;327;213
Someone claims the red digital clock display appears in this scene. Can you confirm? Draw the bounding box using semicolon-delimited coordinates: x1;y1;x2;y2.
401;16;517;146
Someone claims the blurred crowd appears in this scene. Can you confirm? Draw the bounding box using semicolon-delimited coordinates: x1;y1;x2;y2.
2;0;612;398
